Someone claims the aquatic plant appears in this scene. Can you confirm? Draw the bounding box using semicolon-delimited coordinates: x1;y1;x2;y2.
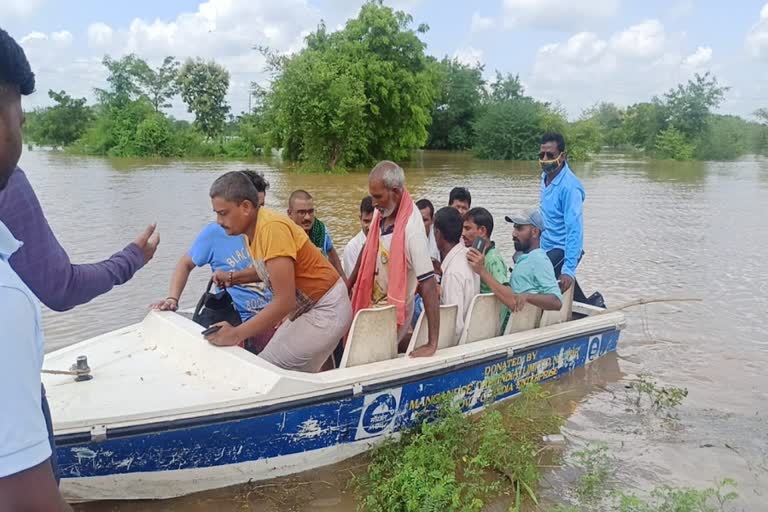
354;383;564;512
627;373;688;417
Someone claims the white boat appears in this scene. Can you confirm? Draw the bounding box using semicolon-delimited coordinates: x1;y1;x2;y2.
42;292;624;502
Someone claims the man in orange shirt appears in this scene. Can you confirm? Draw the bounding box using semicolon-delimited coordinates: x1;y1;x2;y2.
203;171;352;372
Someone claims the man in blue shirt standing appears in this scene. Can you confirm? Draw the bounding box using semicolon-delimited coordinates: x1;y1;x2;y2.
537;132;591;304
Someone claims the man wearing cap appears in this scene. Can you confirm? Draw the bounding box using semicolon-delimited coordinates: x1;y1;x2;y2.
467;208;562;314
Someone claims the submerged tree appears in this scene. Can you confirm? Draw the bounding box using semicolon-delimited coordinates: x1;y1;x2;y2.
426;58;485;150
264;1;437;171
25;90;92;147
177;58;231;139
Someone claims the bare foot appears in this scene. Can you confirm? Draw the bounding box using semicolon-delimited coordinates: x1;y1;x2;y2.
409;344;437;358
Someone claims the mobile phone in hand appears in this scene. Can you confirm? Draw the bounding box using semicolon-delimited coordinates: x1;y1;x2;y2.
201;325;222;336
471;237;488;254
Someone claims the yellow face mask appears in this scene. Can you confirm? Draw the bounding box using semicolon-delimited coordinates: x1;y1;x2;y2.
539;152;562;174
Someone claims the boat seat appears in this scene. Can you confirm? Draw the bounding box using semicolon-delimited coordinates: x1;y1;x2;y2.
406;304;459;355
458;293;502;345
339;306;398;368
539;286;575;327
503;303;543;335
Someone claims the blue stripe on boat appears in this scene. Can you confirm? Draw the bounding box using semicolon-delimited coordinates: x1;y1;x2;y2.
56;329;619;478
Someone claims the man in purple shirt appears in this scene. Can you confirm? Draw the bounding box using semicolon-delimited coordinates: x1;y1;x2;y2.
0;28;158;508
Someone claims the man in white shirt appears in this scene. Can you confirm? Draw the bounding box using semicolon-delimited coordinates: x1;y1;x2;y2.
350;161;441;357
0;28;71;509
433;207;480;340
342;196;374;277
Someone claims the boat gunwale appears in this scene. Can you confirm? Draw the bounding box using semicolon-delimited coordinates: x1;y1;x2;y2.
53;310;624;445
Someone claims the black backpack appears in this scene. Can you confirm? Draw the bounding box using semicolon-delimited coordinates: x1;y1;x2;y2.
192;278;242;328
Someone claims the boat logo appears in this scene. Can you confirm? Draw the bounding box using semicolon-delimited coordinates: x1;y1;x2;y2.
356;389;402;440
588;336;601;361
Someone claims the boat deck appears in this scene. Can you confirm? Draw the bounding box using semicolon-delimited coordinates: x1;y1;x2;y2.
43;307;624;435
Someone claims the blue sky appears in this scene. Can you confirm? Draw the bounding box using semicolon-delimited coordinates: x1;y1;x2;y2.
3;0;767;119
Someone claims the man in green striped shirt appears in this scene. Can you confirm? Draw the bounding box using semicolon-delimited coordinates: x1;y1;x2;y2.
462;207;508;293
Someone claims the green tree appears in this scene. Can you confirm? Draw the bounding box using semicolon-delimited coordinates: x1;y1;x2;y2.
136;56;180;112
582;102;626;147
473;97;546;160
25;90;92;147
97;54;149;104
265;2;436;171
426;58;485;150
489;71;524;102
621;101;668;150
177;58;231;138
755;108;768;124
655;126;694;160
664;72;728;139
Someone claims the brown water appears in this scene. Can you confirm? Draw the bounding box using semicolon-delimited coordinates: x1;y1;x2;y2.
17;149;768;510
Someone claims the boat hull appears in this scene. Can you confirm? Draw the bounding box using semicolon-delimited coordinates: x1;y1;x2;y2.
56;327;621;501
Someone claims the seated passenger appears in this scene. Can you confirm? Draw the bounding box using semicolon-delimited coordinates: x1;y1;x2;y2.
448;187;471;216
151;170;274;353
416;198;440;262
433;207;480;341
467;208;561;319
204;172;352;373
287;189;346;281
342;196;374;278
461;207;508;293
349;161;441;358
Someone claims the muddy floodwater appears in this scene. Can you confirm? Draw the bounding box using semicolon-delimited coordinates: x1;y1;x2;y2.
18;149;767;510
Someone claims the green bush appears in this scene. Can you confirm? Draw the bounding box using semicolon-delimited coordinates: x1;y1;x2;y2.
655;127;695;160
473;98;546;160
135;114;175;157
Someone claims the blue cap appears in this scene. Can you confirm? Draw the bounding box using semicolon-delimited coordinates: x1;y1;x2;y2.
505;208;546;231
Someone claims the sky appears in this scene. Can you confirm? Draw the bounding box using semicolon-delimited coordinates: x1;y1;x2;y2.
2;0;768;121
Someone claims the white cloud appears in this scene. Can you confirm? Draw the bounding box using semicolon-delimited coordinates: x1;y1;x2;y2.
1;0;46;19
453;46;484;66
540;32;607;65
530;19;715;116
746;3;768;60
682;46;712;69
503;0;620;29
609;20;666;60
470;12;495;33
87;22;114;48
20;30;73;48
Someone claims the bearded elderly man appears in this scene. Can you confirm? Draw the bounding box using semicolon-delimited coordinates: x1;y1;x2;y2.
349;161;441;357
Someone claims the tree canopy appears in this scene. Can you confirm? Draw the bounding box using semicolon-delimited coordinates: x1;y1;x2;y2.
264;1;437;171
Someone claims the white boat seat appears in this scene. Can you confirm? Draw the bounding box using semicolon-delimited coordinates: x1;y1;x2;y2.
539;286;575;327
458;293;502;345
503;303;543;334
406;304;459;355
339;306;398;368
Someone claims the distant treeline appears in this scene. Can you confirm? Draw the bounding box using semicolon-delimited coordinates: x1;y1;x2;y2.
22;2;768;171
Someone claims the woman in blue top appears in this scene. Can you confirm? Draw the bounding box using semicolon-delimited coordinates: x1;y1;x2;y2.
151;171;273;352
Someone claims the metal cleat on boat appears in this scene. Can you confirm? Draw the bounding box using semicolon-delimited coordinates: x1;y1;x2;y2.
70;355;93;382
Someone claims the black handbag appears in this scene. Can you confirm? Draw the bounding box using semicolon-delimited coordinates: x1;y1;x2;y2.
192;278;242;328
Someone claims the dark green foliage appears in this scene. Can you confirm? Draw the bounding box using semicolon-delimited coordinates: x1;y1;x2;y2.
265;2;437;171
426;58;485;150
24;90;92;147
